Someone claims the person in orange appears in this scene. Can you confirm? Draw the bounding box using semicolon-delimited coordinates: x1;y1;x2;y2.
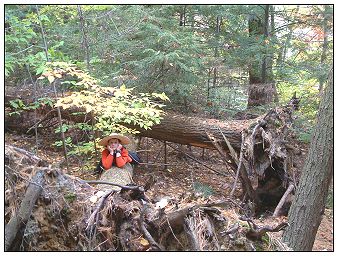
98;133;132;169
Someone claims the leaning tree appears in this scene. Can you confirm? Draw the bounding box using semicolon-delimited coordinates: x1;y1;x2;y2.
282;70;333;250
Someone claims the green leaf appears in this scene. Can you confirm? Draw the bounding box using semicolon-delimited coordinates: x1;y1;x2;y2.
9;100;19;109
36;65;47;75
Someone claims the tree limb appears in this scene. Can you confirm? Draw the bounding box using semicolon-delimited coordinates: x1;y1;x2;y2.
5;170;45;251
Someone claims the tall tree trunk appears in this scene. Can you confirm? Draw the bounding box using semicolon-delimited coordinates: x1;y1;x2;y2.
247;7;277;108
248;13;264;84
207;68;212;102
261;5;269;83
281;29;292;65
270;5;275;34
212;16;222;97
282;69;333;251
179;5;186;26
77;5;99;160
77;5;90;71
318;5;331;95
36;5;69;171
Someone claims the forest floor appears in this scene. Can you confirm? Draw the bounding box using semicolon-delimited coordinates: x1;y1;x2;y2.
5;132;333;251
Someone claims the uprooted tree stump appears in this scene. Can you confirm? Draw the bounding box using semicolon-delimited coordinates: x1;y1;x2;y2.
5;144;291;251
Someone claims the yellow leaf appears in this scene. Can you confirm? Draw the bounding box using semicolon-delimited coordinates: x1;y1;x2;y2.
48;75;55;84
54;101;62;108
139;238;149;247
85;105;92;113
42;72;51;77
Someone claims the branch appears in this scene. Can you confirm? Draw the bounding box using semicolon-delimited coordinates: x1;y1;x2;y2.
205;132;236;178
5;170;45;251
166;144;230;178
218;127;239;164
139;203;164;251
5;144;46;166
83;180;144;192
273;184;294;217
86;190;113;249
230;132;245;197
240;216;288;241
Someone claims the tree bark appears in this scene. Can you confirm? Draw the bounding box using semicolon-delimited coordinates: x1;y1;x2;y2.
5;170;45;251
261;5;269;83
247;9;277;108
5;102;247;151
318;5;331;95
282;69;333;251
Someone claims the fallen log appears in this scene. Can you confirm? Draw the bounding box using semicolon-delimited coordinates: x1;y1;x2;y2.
5;107;248;151
5;169;45;251
5;88;301;213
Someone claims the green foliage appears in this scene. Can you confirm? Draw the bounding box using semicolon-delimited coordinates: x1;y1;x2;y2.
8;99;25;116
193;181;214;197
54;124;70;133
326;186;333;209
278;80;320;143
5;5;332;151
7;97;56;117
64;192;77;202
38;61;168;156
68;141;96;157
53;137;73;148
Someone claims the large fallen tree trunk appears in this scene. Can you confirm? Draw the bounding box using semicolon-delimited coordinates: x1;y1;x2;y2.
5;88;301;212
6;108;246;151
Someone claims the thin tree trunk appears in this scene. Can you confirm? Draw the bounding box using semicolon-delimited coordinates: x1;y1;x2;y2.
179;5;186;26
207;68;212;102
261;5;269;83
25;64;39;155
270;5;275;35
282;30;292;64
36;5;69;171
282;69;333;251
318;5;330;94
52;81;69;170
77;5;99;159
212;16;221;93
77;5;90;71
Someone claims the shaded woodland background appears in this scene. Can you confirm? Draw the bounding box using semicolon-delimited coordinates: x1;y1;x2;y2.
4;4;333;252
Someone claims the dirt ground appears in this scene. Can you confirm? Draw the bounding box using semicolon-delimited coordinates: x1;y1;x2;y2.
5;132;333;251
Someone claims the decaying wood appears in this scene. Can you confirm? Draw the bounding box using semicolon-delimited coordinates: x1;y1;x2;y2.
5;143;293;251
5;169;45;251
6;89;300;214
240;216;289;241
230;132;245;198
96;163;134;191
5;145;47;167
139;203;164;251
273;184;294;217
5;100;249;151
167;143;230;177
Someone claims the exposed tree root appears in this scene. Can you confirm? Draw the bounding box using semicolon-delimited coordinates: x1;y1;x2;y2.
5;114;298;252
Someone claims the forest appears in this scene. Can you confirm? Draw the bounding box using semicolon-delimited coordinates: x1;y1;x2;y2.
4;4;333;251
